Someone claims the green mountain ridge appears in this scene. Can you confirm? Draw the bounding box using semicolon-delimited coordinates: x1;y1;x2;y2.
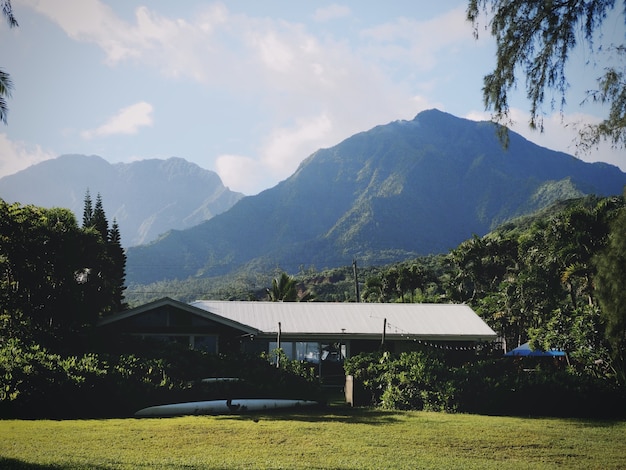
126;109;626;285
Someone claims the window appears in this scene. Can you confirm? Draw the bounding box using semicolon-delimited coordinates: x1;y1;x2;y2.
193;335;218;353
269;342;321;363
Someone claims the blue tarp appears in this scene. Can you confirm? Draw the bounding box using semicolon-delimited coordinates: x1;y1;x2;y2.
505;341;566;357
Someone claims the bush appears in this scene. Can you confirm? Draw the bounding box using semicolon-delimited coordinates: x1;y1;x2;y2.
344;350;458;411
344;350;626;418
0;338;323;418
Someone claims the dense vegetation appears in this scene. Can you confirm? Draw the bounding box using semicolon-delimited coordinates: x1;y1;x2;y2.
128;194;626;416
3;193;626;418
0;195;322;418
342;194;626;416
0;193;125;352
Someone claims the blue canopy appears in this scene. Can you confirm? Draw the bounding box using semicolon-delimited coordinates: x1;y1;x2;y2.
505;342;566;357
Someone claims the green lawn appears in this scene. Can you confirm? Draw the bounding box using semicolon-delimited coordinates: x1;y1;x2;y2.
1;406;625;469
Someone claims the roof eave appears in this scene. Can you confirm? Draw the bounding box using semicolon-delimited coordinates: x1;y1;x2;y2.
253;332;497;342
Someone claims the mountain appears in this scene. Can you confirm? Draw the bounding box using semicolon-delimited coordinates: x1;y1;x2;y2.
124;109;625;284
0;155;244;246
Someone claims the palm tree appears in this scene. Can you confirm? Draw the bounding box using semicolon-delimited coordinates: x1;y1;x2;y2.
1;0;18;124
266;272;314;302
267;273;298;302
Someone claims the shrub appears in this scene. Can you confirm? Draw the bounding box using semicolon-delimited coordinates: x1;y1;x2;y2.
0;338;323;418
344;350;626;418
345;350;458;411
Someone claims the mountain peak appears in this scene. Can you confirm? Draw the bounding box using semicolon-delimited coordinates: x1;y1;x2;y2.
0;155;243;246
126;111;626;284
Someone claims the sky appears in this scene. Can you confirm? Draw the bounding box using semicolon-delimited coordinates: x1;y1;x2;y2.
0;1;624;195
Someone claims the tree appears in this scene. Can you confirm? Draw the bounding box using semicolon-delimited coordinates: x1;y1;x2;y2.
107;219;127;312
80;193;127;317
467;0;626;149
91;193;109;240
594;202;626;385
266;272;313;302
0;0;18;124
0;197;129;348
362;276;384;302
267;273;298;302
0;201;91;344
82;189;93;228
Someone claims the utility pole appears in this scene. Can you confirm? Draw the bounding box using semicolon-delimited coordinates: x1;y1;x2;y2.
381;318;387;348
276;322;281;368
353;258;360;302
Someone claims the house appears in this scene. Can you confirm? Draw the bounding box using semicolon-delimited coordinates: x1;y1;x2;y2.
98;298;497;367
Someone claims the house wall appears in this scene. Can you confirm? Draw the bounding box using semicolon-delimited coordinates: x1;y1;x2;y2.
99;305;247;355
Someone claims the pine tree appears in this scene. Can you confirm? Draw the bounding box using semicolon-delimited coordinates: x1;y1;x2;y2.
92;193;109;239
107;219;127;312
80;192;126;316
82;189;93;228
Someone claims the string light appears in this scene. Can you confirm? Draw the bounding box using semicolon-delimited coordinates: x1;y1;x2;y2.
379;319;495;351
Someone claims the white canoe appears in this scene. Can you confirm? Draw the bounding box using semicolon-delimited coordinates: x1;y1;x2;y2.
134;398;318;417
199;377;241;383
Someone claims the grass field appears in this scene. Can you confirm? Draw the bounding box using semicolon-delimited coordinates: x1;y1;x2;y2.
1;405;625;469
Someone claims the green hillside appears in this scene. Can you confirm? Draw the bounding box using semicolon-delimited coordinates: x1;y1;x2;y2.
126;110;626;285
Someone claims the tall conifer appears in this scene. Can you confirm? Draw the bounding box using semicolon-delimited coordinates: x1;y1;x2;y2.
82;189;93;228
107;219;127;312
92;193;109;239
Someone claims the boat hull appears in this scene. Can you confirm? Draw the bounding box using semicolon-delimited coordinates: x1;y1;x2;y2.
134;398;318;417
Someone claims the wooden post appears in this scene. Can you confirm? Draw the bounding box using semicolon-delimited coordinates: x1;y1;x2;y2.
381;318;386;348
353;258;360;302
276;322;281;368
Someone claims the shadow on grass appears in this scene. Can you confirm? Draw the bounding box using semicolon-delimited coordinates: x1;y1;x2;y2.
0;457;124;470
0;457;107;470
0;458;53;470
226;403;403;424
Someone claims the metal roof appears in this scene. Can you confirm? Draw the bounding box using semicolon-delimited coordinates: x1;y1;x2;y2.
190;301;497;341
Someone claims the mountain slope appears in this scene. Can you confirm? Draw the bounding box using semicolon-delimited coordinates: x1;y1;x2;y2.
0;155;243;246
125;109;626;284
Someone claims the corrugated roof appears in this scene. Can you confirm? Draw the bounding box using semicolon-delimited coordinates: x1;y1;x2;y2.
190;301;496;341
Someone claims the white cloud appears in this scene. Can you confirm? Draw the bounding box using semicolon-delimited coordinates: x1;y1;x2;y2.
23;0;231;81
360;6;470;71
81;102;153;139
19;2;508;194
215;115;333;195
23;0;142;63
261;113;333;172
215;154;266;195
313;4;351;22
0;134;56;178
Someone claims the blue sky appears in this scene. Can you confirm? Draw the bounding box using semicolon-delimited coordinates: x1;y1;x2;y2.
1;1;624;195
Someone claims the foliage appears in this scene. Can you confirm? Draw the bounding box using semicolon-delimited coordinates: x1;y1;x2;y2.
446;195;625;383
266;272;313;301
594;201;626;385
467;0;626;149
0;337;171;418
0;197;126;349
0;0;17;125
344;350;460;412
345;350;625;418
81;190;127;316
0;336;323;419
